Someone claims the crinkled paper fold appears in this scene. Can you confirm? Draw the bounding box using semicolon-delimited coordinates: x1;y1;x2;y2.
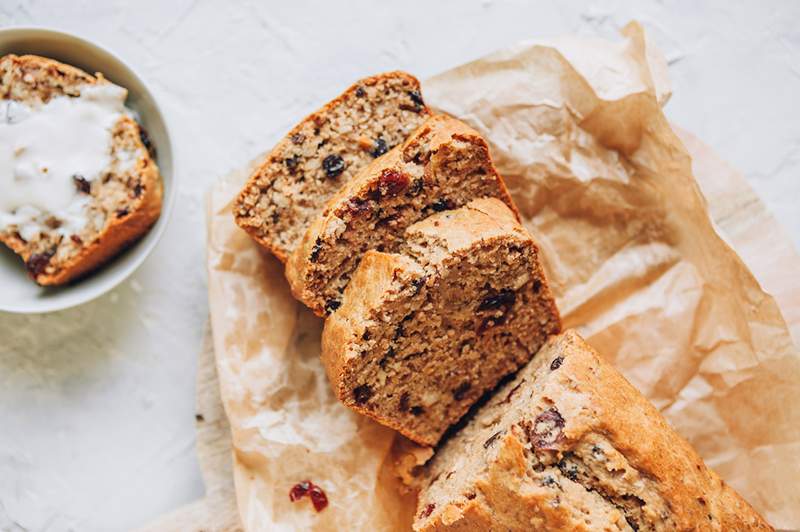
206;22;800;531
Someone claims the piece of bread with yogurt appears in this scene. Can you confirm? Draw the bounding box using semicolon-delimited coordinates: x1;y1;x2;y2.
0;54;162;285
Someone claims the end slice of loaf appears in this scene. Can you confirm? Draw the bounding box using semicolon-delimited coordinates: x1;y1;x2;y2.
286;114;517;316
414;330;772;532
321;198;561;446
0;54;162;285
233;71;429;262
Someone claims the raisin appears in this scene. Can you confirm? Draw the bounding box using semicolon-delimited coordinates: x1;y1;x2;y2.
541;476;559;488
26;250;54;277
370;137;388;158
138;126;156;158
284;155;301;172
550;356;564;371
411;276;426;295
309;237;323;263
291;133;305;144
355;86;366;98
324;299;341;314
376;169;409;198
116;208;129;218
483;430;503;448
465;492;476;500
528;408;565;449
44;217;61;229
478;289;516;311
410;405;424;416
453;382;471;401
353;384;372;405
533;279;542;292
361;330;371;341
195;413;204;422
558;460;579;482
430;198;452;212
420;503;435;518
72;174;91;193
322;154;345;178
133;183;144;198
399;392;410;412
407;178;424;196
400;90;425;112
70;235;83;245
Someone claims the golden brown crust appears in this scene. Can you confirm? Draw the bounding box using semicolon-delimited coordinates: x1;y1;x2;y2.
415;331;772;531
286;115;520;316
0;54;163;285
233;71;429;262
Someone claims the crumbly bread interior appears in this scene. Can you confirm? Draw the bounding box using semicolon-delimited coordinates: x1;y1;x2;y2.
288;114;517;316
414;331;772;532
325;200;560;446
234;71;429;261
0;54;161;285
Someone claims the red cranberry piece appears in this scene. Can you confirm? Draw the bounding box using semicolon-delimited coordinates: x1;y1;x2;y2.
529;408;565;449
289;480;310;502
376;169;409;198
308;485;328;511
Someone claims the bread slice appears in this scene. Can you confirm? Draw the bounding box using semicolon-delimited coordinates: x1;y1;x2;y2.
233;71;429;262
0;54;162;285
286;114;517;316
321;198;561;446
414;330;772;532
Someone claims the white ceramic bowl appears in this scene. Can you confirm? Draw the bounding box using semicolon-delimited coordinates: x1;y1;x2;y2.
0;28;176;313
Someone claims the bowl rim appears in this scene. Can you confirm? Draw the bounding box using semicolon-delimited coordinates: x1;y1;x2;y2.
0;26;178;314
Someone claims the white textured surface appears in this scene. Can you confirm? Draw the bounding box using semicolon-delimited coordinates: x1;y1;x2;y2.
0;1;798;531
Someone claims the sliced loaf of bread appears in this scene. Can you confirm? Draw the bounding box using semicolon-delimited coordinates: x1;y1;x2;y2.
234;71;430;262
286;114;517;316
0;54;162;285
321;198;560;446
414;330;772;531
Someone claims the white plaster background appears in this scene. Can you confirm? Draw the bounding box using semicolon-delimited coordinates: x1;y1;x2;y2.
0;1;798;531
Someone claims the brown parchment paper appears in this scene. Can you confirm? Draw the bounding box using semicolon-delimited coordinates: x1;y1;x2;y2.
207;22;800;531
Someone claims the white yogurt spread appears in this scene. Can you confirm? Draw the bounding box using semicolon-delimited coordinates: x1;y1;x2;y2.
0;83;129;240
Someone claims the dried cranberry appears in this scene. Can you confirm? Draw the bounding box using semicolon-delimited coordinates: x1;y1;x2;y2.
289;480;310;501
376;169;409;198
478;289;516;311
453;382;471;401
550;357;564;371
308;485;328;511
465;492;476;500
370;137;388;158
72;175;91;194
309;237;323;263
420;503;435;518
529;408;565;449
70;235;83;245
353;384;372;405
289;480;329;512
322;154;345;178
324;299;341;314
355;86;366;98
26;250;54;277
